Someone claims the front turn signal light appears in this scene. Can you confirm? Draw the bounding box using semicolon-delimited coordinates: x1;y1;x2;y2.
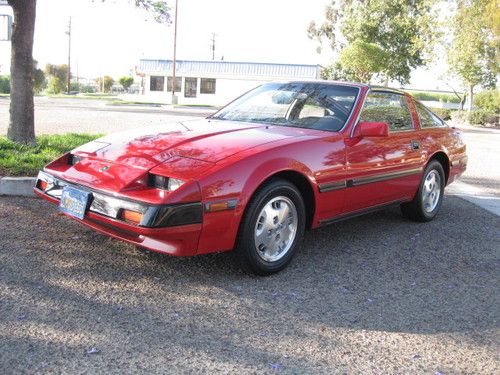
119;209;144;225
37;179;48;191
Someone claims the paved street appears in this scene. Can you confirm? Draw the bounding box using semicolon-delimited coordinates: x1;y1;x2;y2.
0;99;499;373
0;97;213;135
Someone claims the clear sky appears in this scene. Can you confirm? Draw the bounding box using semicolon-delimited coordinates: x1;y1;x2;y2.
31;0;449;90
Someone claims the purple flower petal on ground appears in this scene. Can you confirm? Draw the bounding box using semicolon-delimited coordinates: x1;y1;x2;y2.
17;314;27;321
86;347;100;355
269;363;283;370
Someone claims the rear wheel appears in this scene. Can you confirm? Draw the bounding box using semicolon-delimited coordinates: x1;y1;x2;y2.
401;160;445;222
236;179;305;275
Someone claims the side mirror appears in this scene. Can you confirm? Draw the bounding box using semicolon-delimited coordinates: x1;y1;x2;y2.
354;121;389;138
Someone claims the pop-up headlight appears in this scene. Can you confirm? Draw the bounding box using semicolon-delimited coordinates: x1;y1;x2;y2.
149;174;185;191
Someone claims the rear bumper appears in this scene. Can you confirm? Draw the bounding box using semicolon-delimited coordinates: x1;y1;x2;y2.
34;175;202;256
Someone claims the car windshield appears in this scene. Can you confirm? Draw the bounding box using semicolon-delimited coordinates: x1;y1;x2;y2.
210;82;359;132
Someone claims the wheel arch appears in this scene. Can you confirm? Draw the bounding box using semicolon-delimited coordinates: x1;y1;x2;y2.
428;151;450;184
257;170;316;229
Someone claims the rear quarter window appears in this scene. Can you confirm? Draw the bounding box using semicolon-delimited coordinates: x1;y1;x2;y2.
415;101;446;128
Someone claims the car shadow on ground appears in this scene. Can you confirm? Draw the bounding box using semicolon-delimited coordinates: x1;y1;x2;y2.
1;195;498;372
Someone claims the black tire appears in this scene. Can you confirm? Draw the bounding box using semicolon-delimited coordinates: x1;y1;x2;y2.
401;160;445;222
235;178;306;275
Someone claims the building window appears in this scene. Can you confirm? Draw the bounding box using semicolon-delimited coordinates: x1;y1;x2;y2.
184;77;197;98
150;76;164;91
167;77;182;93
200;78;216;94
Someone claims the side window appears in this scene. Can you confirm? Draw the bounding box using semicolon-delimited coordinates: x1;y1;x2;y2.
415;101;445;128
360;92;413;131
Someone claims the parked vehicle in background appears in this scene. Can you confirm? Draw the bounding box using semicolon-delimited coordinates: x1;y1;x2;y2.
35;81;467;275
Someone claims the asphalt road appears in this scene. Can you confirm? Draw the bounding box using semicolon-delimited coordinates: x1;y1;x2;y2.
0;97;213;135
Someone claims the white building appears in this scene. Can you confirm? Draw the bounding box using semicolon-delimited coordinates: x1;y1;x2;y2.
0;1;13;76
136;59;321;105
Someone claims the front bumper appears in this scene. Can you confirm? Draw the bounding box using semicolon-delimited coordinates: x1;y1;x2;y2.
34;171;202;256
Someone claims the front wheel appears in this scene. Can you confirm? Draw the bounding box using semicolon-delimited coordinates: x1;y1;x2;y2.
401;160;445;222
235;179;306;275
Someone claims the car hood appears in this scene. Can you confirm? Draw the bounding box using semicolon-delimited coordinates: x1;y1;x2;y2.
73;119;307;169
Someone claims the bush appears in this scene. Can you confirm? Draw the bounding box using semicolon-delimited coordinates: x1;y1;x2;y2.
473;90;500;113
46;76;64;94
468;110;490;125
0;75;10;94
429;107;452;121
79;85;96;93
411;91;461;104
70;82;81;92
451;110;468;124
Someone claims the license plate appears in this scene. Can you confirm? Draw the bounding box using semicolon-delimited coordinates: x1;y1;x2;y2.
59;186;91;220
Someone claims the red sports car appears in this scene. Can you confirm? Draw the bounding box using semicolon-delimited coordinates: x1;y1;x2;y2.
35;81;467;274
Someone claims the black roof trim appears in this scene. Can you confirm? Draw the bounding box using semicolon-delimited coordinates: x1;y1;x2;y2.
368;85;407;95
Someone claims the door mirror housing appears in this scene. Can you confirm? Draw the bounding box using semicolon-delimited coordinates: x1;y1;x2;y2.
354;121;389;138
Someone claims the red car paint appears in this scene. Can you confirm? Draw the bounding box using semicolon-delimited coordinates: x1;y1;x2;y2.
35;82;467;256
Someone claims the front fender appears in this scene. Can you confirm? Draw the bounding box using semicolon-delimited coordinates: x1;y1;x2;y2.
196;153;317;254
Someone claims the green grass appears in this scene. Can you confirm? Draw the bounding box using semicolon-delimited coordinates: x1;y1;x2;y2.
174;104;218;108
0;133;102;176
107;100;165;106
46;93;119;100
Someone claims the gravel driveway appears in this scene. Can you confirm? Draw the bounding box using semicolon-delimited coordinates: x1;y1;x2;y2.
1;194;498;374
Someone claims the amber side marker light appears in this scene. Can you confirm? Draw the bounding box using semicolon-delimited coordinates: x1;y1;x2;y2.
205;199;238;213
119;209;144;225
37;180;48;191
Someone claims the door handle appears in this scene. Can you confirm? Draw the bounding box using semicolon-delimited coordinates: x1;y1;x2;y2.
411;140;420;150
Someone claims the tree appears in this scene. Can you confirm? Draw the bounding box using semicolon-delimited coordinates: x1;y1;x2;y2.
47;76;63;94
7;0;36;144
96;75;114;93
119;76;134;92
308;0;438;84
338;40;388;83
33;61;46;94
44;64;68;94
448;0;498;110
6;0;171;144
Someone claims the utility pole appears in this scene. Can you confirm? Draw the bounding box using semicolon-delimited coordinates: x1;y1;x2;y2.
66;16;71;95
210;33;216;60
171;0;179;104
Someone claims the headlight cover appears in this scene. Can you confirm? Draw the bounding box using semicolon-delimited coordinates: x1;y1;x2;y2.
149;174;185;191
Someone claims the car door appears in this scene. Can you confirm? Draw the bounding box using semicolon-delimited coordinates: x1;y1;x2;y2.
344;91;423;212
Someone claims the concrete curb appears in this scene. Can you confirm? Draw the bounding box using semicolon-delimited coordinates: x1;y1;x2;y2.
0;177;36;197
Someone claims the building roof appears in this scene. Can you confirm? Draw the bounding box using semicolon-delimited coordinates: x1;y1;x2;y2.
137;59;320;80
